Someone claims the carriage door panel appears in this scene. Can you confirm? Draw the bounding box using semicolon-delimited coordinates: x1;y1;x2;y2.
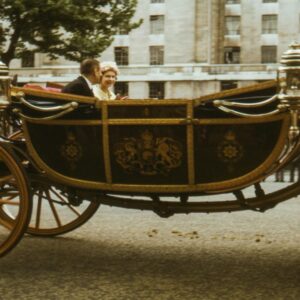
105;103;189;185
26;123;106;182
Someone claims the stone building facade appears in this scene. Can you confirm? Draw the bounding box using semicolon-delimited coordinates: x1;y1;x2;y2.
9;0;300;99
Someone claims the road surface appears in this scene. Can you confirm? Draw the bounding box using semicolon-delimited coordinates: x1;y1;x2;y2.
0;182;299;299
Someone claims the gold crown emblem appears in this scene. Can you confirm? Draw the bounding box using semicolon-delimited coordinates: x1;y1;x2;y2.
141;130;153;142
224;130;236;141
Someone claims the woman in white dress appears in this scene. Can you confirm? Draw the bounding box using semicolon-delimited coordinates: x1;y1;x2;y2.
93;61;120;100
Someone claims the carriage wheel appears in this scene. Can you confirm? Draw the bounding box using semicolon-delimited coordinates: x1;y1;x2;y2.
0;144;31;257
8;130;100;237
27;180;100;236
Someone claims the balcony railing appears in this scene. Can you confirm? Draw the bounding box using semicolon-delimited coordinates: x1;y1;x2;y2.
9;63;279;83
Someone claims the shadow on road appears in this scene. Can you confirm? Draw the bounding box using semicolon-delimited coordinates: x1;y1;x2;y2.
0;229;299;299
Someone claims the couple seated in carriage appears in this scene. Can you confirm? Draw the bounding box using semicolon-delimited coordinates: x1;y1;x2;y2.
25;59;126;101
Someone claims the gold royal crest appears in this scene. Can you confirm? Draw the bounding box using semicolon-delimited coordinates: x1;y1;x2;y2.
114;130;183;176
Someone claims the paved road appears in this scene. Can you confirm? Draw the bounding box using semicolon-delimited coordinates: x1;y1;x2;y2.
0;183;299;300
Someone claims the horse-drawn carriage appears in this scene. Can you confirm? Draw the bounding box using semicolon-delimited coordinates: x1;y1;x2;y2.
1;44;300;257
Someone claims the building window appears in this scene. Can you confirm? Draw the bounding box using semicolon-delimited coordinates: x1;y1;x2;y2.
21;52;34;68
263;0;277;3
226;0;240;4
114;47;129;65
261;46;277;63
149;82;164;99
225;16;240;35
114;82;129;97
221;81;238;91
151;0;164;3
224;47;240;64
262;15;277;34
150;46;164;65
150;15;164;34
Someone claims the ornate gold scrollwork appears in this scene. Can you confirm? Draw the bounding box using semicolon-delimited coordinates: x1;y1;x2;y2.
114;129;183;175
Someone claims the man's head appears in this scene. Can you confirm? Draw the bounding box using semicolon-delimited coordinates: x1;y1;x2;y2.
80;58;101;84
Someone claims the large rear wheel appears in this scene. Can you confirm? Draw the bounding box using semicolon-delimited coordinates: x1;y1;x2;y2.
0;144;31;257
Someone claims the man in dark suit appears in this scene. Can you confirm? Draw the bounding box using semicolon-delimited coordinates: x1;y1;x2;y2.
62;58;101;97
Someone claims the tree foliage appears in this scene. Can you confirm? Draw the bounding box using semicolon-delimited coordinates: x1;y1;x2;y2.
0;0;142;65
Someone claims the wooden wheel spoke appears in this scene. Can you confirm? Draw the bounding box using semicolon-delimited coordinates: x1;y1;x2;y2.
0;218;13;230
48;187;70;204
0;190;19;197
0;192;20;206
0;175;14;184
65;205;81;217
45;190;62;227
6;193;19;200
49;187;81;217
0;199;20;206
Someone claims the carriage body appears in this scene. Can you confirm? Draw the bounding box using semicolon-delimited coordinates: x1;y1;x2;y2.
15;83;286;196
8;80;298;214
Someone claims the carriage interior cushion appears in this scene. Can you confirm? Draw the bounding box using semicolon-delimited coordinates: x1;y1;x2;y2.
23;83;62;93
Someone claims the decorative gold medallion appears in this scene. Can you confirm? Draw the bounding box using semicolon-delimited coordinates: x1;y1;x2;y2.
60;132;83;169
217;130;243;163
114;130;183;175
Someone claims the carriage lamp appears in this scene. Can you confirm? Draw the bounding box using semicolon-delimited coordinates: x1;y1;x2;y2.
278;42;300;140
0;60;11;108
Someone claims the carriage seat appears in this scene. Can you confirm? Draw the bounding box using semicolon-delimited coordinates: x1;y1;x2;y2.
23;83;62;93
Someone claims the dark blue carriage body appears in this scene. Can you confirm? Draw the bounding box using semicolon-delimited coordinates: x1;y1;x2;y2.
11;81;291;195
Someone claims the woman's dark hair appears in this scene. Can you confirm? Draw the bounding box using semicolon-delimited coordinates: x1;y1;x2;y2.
80;59;100;76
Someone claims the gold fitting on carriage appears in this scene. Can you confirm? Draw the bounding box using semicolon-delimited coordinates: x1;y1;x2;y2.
278;42;300;140
0;60;11;109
